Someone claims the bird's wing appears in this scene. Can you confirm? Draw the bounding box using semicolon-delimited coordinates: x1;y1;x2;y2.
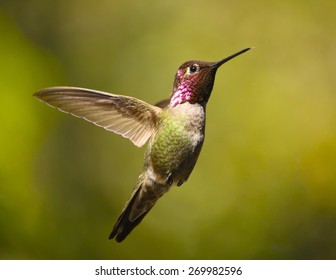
154;98;170;108
34;86;162;147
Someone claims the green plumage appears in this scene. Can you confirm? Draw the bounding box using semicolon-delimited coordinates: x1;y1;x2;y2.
151;111;193;173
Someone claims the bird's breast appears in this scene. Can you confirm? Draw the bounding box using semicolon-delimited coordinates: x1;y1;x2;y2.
148;102;206;181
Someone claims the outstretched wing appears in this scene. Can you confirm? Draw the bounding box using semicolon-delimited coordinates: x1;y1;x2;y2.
34;87;162;147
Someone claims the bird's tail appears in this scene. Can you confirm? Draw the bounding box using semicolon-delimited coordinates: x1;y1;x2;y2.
109;181;163;242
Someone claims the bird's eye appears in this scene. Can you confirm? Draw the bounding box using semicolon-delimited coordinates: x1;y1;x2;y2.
188;64;199;74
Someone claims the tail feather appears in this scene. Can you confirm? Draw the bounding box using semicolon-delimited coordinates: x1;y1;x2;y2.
109;185;154;242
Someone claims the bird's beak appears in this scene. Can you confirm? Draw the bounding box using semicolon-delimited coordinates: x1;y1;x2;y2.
212;48;251;69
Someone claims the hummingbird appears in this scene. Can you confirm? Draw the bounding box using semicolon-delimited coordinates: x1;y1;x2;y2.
34;48;250;242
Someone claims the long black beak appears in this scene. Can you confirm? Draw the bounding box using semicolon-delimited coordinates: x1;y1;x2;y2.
212;48;251;69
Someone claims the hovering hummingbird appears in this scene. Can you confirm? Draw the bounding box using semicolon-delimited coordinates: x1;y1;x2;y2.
34;48;250;242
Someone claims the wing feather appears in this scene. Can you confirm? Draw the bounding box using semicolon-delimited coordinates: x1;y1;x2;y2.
34;86;162;147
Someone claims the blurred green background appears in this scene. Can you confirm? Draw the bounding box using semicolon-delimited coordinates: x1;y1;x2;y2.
0;0;335;259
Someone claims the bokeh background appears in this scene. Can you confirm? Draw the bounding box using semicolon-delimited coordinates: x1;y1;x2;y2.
0;0;335;259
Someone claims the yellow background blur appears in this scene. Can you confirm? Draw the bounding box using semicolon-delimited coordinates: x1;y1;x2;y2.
0;0;335;259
